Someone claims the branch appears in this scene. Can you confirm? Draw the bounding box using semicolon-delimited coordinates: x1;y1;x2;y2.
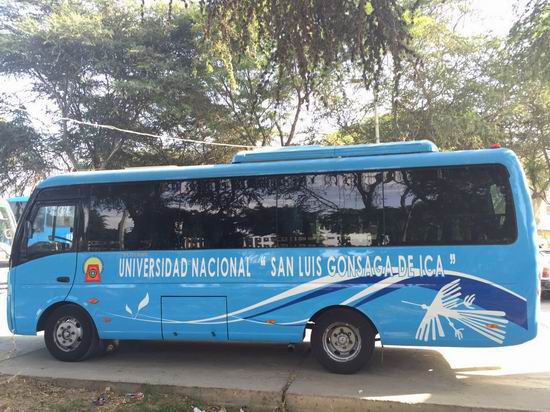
284;86;304;146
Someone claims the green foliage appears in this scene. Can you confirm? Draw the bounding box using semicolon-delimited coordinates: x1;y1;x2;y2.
509;0;549;83
200;0;417;98
0;0;240;189
504;0;550;202
0;105;50;193
325;4;550;202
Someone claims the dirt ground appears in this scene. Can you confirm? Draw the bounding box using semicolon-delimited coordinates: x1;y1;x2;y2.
0;374;240;412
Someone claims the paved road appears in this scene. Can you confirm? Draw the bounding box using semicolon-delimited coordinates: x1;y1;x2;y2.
1;287;549;411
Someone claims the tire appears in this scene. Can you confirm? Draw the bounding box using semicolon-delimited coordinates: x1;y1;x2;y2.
311;309;375;374
44;304;99;362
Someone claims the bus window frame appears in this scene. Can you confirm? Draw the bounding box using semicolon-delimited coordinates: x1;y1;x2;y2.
10;162;518;267
19;199;83;264
80;162;518;252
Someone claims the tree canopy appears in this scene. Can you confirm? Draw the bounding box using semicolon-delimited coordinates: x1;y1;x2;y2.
324;1;549;207
0;0;243;193
200;0;416;97
0;0;548;205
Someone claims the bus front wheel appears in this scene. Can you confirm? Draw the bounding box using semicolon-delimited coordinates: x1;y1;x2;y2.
311;309;375;374
44;304;99;362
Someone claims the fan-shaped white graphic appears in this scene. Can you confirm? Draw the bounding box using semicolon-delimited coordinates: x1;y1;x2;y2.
402;279;508;344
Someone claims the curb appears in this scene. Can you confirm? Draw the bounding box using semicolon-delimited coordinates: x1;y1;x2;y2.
2;374;540;412
284;393;533;412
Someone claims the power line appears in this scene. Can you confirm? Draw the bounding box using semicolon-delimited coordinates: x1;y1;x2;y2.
11;107;256;149
60;118;256;149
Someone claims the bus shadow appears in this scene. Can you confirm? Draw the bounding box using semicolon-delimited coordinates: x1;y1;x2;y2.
290;344;550;402
99;339;311;372
100;340;506;384
2;337;547;406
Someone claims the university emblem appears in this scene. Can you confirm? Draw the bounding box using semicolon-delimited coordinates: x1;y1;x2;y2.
84;257;103;283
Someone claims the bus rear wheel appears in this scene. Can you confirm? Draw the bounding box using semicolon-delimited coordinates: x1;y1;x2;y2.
44;305;99;362
311;309;375;374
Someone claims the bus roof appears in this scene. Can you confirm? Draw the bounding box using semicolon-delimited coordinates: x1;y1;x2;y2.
36;141;520;189
7;196;29;203
232;140;438;163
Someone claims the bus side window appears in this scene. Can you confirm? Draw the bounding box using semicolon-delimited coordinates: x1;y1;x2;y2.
157;181;186;250
382;165;515;246
25;204;75;256
277;174;341;247
87;184;156;251
339;172;384;246
179;176;278;249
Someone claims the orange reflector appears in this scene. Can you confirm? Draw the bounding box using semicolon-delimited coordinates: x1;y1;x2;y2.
266;319;276;324
486;323;498;329
87;298;99;304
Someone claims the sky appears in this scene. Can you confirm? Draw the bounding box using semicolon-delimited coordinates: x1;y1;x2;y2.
456;0;527;37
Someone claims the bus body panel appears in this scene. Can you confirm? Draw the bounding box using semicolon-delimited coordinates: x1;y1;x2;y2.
162;296;228;341
7;146;539;349
65;242;534;346
11;253;77;334
6;267;14;333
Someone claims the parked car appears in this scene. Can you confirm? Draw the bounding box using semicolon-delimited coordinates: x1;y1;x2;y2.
539;250;550;297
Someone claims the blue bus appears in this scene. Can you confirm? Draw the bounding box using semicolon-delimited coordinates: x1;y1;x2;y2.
8;196;72;244
7;196;29;222
6;141;539;373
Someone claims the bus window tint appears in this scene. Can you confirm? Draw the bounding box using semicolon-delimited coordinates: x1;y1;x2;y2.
383;165;515;245
157;181;185;250
87;184;156;251
277;174;341;247
84;165;515;251
231;177;277;248
339;172;384;246
180;177;277;249
26;204;75;254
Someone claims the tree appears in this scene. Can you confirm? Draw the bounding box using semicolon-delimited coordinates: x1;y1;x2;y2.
324;11;503;149
508;0;549;83
201;0;418;118
505;0;550;212
203;49;348;147
0;103;50;193
0;0;241;186
323;2;550;218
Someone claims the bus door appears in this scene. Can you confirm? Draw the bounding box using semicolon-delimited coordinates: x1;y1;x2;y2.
13;201;79;334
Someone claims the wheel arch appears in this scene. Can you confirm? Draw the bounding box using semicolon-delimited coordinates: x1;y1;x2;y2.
307;305;379;335
36;301;95;333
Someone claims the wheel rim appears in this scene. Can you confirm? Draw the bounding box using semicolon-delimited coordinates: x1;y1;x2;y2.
53;316;83;352
322;322;362;363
